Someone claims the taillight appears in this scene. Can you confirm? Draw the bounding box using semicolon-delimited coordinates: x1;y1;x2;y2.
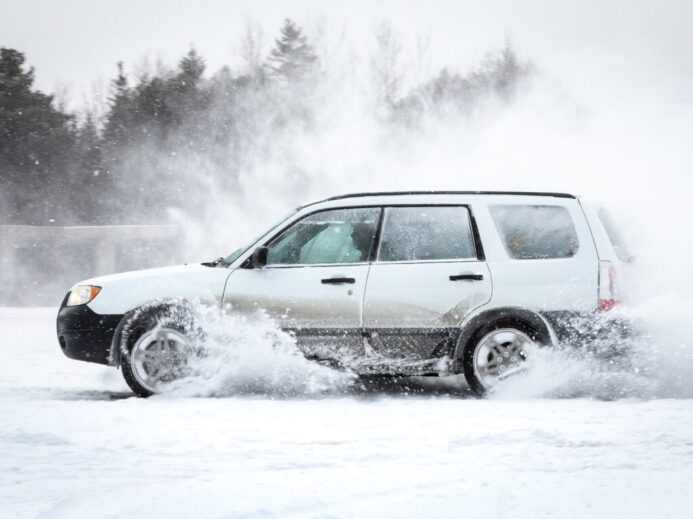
598;260;620;311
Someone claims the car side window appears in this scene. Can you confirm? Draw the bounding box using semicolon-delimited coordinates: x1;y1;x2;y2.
266;208;381;265
490;204;579;259
377;206;477;262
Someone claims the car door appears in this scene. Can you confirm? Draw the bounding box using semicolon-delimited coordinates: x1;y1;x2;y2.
362;205;492;363
223;207;381;362
484;201;598;311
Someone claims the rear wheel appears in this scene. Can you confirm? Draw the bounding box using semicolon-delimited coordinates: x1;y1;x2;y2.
462;320;542;396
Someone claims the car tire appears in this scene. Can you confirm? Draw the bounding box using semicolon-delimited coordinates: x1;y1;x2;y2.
118;304;199;397
461;318;543;397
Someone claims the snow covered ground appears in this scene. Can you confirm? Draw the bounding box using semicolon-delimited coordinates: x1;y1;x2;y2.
2;307;693;518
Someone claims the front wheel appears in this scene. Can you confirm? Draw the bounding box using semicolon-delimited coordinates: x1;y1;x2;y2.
118;306;198;397
462;321;541;396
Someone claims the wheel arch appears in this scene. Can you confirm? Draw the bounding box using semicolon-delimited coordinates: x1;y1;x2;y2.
452;306;557;364
108;298;200;366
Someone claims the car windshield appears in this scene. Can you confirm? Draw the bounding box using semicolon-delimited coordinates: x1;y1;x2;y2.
223;208;300;266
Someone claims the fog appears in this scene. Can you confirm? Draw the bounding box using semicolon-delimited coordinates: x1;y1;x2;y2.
3;3;693;398
181;44;691;299
130;45;693;399
3;2;692;297
5;7;693;519
5;0;693;96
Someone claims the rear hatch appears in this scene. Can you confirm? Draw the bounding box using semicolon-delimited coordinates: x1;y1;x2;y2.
581;201;635;309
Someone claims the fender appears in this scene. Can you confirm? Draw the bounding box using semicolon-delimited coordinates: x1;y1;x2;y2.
451;306;558;362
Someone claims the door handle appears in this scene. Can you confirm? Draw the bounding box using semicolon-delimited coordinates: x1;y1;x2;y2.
449;273;484;281
321;277;356;285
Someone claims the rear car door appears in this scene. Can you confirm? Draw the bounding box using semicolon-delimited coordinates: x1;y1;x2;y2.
362;205;492;363
223;207;381;362
483;201;598;312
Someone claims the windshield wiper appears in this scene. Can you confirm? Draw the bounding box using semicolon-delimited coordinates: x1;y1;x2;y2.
201;257;230;268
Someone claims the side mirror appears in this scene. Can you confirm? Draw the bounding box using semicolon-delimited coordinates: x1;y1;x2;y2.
250;246;268;269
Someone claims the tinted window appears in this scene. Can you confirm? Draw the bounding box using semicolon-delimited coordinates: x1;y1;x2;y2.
267;208;380;265
377;206;476;262
490;205;578;259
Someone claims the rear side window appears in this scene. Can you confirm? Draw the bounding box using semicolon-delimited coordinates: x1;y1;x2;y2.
490;205;579;259
377;206;476;262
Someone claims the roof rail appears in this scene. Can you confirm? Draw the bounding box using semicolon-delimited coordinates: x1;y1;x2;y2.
322;190;576;202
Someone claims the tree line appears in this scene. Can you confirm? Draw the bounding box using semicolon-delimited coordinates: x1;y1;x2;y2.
0;19;533;225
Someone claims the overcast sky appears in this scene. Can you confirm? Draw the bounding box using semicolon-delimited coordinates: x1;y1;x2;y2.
2;0;692;108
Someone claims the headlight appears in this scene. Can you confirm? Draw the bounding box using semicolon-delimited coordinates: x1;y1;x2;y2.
66;285;101;307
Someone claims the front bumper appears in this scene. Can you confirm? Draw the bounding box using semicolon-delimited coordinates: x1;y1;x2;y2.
56;293;124;365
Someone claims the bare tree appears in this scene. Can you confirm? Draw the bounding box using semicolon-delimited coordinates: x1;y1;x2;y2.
414;29;431;86
239;21;265;78
370;22;404;109
53;80;72;112
79;76;108;129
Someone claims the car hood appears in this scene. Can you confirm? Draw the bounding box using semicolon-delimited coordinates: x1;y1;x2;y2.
76;263;213;287
74;264;234;315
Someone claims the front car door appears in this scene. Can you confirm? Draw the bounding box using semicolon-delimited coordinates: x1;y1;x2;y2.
223;207;381;363
362;205;492;369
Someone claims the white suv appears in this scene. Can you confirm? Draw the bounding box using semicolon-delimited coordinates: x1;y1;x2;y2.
56;191;629;396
